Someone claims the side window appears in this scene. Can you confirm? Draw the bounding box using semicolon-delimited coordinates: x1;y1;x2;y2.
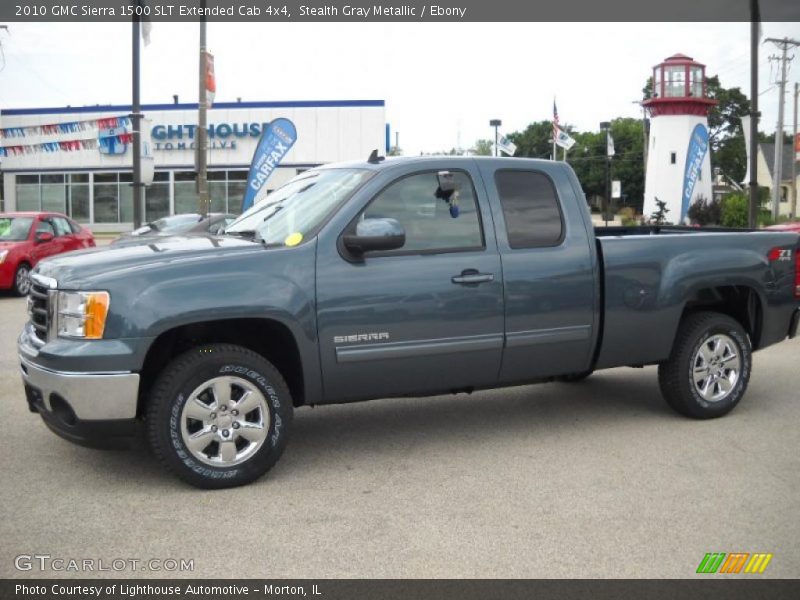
36;219;55;235
52;217;73;237
361;171;484;253
495;170;564;249
68;219;82;234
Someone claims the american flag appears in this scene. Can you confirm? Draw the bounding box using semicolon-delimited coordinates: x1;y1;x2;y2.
553;99;559;139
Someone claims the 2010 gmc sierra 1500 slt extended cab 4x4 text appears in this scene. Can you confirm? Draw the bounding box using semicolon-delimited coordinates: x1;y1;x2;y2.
18;156;800;488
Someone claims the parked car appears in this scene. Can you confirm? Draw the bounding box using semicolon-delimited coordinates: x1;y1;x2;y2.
18;157;800;488
110;213;236;246
0;212;94;295
765;221;800;233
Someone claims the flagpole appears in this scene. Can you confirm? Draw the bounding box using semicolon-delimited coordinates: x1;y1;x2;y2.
197;0;209;218
131;6;143;229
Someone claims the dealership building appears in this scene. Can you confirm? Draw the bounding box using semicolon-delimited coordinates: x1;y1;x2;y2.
0;99;386;231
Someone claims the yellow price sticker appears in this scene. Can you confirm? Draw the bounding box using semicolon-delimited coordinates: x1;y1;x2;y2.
284;232;304;247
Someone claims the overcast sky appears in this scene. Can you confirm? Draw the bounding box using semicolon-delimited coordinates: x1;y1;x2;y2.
0;21;798;155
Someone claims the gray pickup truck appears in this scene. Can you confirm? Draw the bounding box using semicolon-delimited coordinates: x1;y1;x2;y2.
18;156;800;488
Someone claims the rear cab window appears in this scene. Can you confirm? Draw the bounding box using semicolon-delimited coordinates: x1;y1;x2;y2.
494;170;564;248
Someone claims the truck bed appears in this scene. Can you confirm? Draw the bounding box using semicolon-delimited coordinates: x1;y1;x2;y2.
593;228;800;370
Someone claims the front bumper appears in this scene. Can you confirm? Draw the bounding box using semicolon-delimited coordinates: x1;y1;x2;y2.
20;354;140;447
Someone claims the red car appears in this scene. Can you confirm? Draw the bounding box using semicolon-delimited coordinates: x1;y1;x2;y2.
0;212;95;296
765;221;800;233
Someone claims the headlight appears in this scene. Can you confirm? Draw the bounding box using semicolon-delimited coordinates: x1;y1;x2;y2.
0;250;8;264
57;291;110;339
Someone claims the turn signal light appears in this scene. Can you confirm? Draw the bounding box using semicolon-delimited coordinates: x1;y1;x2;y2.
84;292;110;339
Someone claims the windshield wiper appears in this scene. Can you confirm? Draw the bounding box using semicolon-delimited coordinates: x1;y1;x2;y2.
223;230;257;240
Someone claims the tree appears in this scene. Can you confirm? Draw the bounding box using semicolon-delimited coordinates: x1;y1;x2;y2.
470;139;494;156
566;119;645;213
387;145;403;156
507;118;646;213
507;121;556;160
720;193;749;227
649;197;670;225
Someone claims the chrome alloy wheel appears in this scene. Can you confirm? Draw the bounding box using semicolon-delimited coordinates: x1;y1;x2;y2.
692;334;741;403
180;376;270;466
16;266;31;296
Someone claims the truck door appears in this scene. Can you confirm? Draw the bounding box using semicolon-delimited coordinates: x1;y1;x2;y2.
478;164;597;382
316;164;504;403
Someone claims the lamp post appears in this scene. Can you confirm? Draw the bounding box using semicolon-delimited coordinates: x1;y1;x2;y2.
600;121;611;226
490;119;502;157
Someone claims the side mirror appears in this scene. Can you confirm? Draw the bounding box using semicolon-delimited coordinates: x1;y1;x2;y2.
343;218;405;255
36;231;54;243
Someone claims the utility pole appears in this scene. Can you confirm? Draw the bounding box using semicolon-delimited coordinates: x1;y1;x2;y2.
765;36;799;220
792;82;798;219
747;1;760;228
196;0;209;217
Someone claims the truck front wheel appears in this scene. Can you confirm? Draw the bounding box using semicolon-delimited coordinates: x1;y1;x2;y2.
658;312;751;419
146;344;293;489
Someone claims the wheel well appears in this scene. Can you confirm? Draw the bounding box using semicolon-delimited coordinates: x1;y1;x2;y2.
137;318;305;416
683;285;762;349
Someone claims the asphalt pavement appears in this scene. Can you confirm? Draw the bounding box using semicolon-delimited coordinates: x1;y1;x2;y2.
1;291;798;579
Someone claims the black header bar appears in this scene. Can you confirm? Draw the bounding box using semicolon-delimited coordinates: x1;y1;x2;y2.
1;0;798;22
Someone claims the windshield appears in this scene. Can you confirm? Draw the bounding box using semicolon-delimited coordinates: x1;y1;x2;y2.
151;214;203;233
0;217;34;241
225;168;372;245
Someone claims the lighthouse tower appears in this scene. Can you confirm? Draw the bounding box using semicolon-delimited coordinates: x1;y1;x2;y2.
642;54;717;224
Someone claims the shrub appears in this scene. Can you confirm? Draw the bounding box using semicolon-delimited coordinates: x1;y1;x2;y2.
720;193;749;228
687;195;722;226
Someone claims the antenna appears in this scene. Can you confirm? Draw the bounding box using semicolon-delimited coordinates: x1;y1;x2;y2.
367;149;385;164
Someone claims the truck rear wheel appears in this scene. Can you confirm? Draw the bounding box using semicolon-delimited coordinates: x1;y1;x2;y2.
146;344;293;489
658;312;751;419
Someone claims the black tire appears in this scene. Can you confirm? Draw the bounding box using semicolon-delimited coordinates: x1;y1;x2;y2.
146;344;293;489
658;311;751;419
13;263;32;296
556;371;594;383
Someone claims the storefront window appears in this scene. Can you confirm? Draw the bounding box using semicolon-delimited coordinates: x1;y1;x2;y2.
145;172;170;222
119;173;134;223
93;173;119;223
41;174;66;214
69;176;90;223
174;171;197;215
16;175;40;211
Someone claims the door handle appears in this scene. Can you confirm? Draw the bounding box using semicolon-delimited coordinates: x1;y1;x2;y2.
451;269;494;285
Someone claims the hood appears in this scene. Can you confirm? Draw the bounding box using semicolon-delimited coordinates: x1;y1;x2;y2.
111;231;204;247
0;240;26;249
35;235;262;288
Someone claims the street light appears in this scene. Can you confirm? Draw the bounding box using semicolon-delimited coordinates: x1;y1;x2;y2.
600;121;612;227
489;119;502;157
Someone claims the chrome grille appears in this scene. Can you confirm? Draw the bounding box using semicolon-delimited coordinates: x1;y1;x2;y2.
27;274;57;346
28;281;50;343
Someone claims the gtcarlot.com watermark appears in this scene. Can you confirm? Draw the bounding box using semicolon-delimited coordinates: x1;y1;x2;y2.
14;554;194;573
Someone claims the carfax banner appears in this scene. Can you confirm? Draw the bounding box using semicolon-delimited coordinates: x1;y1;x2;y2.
681;123;709;222
242;118;297;211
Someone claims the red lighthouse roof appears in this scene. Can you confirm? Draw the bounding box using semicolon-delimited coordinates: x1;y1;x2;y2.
643;53;717;117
